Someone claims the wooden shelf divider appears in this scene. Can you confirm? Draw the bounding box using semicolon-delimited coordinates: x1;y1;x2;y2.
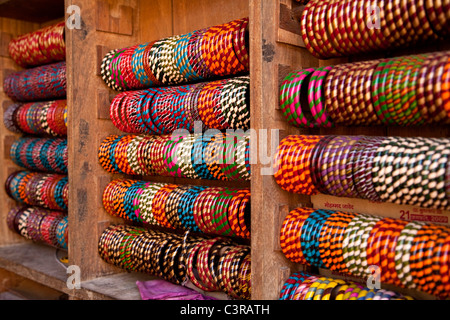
0;0;448;300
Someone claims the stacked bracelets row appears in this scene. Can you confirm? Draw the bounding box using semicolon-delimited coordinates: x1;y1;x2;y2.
300;0;448;59
280;271;413;300
11;137;68;174
6;171;68;211
110;76;250;134
101;18;249;91
280;51;450;128
7;206;68;249
99;133;251;181
102;179;250;239
3;62;66;102
98;225;251;299
3;101;67;136
8;21;65;68
274;135;450;210
280;207;450;298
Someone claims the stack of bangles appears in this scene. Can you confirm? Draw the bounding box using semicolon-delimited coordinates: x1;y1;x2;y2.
3;62;66;102
8;21;65;68
109;75;250;134
280;50;450;127
3;101;67;136
280;271;414;300
274;135;450;210
11;137;68;174
101;18;249;91
7;206;68;249
102;179;250;239
280;207;450;299
300;0;448;59
98;133;250;181
98;225;251;299
5;171;68;211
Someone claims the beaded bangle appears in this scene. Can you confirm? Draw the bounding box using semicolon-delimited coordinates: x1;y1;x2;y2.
281;206;450;298
300;1;444;59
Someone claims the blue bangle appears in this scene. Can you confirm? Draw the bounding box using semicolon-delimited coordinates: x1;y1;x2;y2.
300;210;318;266
39;139;54;172
11;138;28;169
108;135;123;174
123;181;146;223
56;215;68;249
301;209;330;268
280;271;311;300
173;32;200;82
54;139;68;174
26;138;40;171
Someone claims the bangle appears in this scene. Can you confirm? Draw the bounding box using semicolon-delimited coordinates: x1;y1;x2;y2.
308;66;334;127
152;184;178;229
280;271;309;300
186;241;214;291
197;238;224;291
173;32;198;82
164;186;190;229
177;186;206;233
227;189;250;239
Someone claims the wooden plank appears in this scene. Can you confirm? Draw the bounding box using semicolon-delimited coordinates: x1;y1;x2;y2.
0;270;67;300
277;1;305;47
0;32;12;57
0;243;149;300
0;17;40;248
3;135;15;159
96;0;135;35
65;0;141;281
75;273;156;300
249;0;307;300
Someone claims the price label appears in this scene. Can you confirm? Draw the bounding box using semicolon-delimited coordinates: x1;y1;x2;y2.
311;194;450;226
